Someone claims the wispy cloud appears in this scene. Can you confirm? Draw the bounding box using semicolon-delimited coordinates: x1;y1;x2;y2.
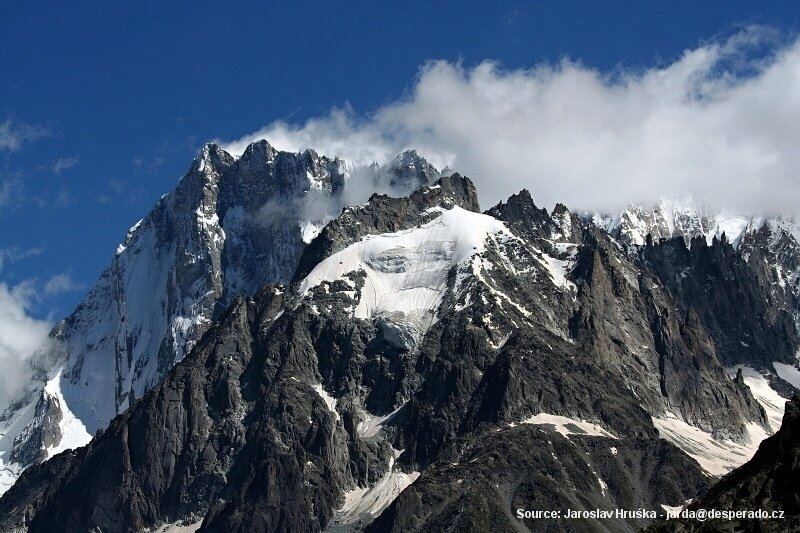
31;186;74;209
0;261;83;410
53;155;79;175
133;155;165;175
0;179;24;208
221;27;800;215
0;247;43;272
95;178;145;205
0;119;50;153
43;273;81;296
53;187;73;208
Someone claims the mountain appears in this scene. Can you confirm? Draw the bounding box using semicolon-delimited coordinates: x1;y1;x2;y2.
595;197;753;248
0;142;437;495
647;395;800;533
600;199;800;340
600;199;800;396
2;172;798;532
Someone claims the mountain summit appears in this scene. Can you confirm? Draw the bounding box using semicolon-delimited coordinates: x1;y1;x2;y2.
0;142;438;495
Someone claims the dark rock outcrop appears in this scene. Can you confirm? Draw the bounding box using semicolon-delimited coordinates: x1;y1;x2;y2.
642;235;799;369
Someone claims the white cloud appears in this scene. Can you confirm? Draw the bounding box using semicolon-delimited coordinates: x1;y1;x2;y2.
43;273;81;296
221;28;800;215
0;268;77;411
0;120;50;153
53;156;79;175
0;249;79;410
0;282;52;412
53;187;73;208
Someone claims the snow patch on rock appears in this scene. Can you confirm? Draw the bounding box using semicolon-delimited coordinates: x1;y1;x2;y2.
327;453;420;532
151;518;204;533
357;404;404;439
652;412;770;476
0;397;38;494
42;371;92;459
515;413;617;439
312;384;340;422
299;206;513;341
773;362;800;390
728;365;789;432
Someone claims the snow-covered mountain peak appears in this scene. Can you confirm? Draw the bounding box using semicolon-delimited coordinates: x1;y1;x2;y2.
5;158;800;529
299;205;512;327
551;202;576;240
599;196;754;248
5;139;800;527
552;202;570;216
766;217;800;248
383;149;439;192
387;149;429;169
194;141;236;174
486;188;581;245
0;141;431;495
295;177;588;353
291;173;480;284
237;138;278;161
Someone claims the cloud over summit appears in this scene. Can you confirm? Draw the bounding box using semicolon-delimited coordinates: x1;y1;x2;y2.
222;29;800;215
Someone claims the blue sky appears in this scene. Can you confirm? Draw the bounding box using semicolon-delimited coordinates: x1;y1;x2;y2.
2;1;800;322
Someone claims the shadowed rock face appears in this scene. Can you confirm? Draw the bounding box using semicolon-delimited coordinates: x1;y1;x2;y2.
641;235;799;369
647;396;800;533
566;230;767;440
0;288;383;533
0;174;796;532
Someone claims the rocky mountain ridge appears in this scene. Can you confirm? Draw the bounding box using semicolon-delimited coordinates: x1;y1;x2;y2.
1;170;798;532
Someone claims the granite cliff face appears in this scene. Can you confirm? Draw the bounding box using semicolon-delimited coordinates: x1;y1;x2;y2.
2;169;798;532
602;200;800;363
